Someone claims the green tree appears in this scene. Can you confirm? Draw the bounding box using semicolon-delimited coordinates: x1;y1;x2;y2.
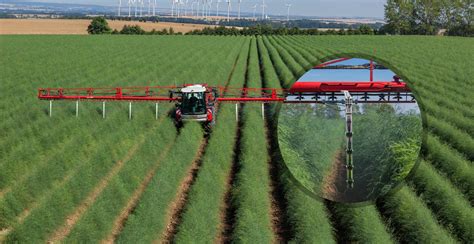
412;0;443;34
383;0;472;36
87;17;111;34
358;24;375;34
120;25;146;35
384;0;415;34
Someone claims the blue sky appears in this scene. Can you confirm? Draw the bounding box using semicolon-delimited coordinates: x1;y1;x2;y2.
23;0;387;18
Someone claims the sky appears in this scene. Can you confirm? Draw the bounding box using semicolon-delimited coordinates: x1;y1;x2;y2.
21;0;387;18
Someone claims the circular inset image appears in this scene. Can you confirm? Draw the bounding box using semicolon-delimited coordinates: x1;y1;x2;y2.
278;57;422;203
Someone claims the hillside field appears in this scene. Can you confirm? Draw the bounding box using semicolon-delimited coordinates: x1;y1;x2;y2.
0;35;473;243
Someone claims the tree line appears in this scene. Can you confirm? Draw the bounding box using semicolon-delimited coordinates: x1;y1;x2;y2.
382;0;472;36
87;17;376;36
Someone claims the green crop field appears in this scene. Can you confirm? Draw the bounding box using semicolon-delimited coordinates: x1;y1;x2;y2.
0;35;473;243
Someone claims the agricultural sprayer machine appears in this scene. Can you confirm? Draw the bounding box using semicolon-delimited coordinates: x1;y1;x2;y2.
38;58;416;188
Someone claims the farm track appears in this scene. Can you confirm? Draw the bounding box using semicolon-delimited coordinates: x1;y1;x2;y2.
47;127;162;243
160;138;208;242
102;137;179;243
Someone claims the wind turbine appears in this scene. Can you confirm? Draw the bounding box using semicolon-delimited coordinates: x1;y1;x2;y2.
261;0;266;20
237;0;242;19
226;0;231;21
252;4;257;19
171;0;176;17
153;0;157;16
196;0;200;17
286;3;292;21
139;0;144;17
177;0;182;17
216;0;221;17
202;0;206;18
207;0;213;19
184;0;189;16
148;0;151;16
134;0;138;17
118;0;122;16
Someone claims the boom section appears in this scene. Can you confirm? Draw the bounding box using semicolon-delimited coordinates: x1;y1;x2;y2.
286;81;415;104
38;86;179;101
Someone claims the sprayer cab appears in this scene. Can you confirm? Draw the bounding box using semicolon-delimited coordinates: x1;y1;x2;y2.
174;84;216;124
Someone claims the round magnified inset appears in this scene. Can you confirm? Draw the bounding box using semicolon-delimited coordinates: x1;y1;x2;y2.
278;57;422;203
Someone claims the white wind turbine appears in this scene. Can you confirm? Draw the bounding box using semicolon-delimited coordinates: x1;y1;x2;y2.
118;0;122;16
286;3;292;21
177;0;182;17
237;0;242;19
216;0;221;16
261;0;266;19
140;0;144;17
226;0;231;21
207;0;213;19
153;0;157;16
202;0;206;18
184;0;189;16
171;0;176;17
134;0;138;17
148;0;152;16
252;3;257;19
128;0;132;17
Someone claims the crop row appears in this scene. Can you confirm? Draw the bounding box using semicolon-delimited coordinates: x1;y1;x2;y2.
424;133;474;202
230;38;274;243
327;203;394;243
173;37;251;242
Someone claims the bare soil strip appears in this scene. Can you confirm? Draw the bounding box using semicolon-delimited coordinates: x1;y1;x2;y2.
101;139;178;244
322;150;346;202
216;111;243;244
47;132;152;243
159;138;208;243
264;118;293;243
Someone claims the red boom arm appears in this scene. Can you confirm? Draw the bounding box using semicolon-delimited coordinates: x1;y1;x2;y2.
38;81;412;103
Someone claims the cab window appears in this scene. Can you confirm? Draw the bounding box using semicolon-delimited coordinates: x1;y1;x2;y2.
182;92;206;114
